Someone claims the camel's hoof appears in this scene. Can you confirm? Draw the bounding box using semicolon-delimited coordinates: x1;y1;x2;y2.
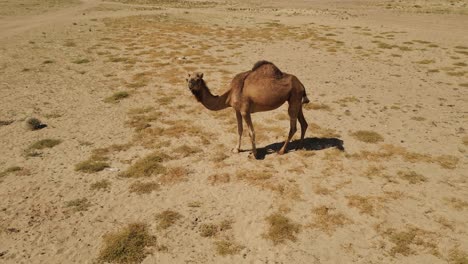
278;150;285;155
231;148;240;154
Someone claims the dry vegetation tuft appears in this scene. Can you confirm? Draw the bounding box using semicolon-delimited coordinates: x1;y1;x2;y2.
26;117;45;130
264;213;300;245
119;152;168;178
215;240;244;256
384;227;438;257
75;160;110;173
104;91;130;103
98;223;156;264
28;139;62;150
309;206;350;234
448;248;468;264
347;195;374;215
155;210;182;229
444;197;468;211
200;223;219;237
0;166;22;178
350;130;384;143
65;198;92;212
90;180;111;191
129;181;159;194
397;170;427;184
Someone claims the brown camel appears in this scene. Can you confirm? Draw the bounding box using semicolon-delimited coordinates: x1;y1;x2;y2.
186;60;309;158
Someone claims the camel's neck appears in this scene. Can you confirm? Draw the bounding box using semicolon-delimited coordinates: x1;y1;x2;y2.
193;81;230;111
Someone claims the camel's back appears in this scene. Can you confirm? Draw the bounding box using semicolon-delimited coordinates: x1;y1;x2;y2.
243;61;299;111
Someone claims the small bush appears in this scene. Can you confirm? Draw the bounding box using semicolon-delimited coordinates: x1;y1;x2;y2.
155;210;182;229
119;152;168;178
215;240;243;256
98;223;156;264
199;224;218;237
26;117;46;130
129;181;159;194
264;213;300;245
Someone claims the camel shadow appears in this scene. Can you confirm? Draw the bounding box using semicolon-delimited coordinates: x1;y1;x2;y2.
255;137;344;160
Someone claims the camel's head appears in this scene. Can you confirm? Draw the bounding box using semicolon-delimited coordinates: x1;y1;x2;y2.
186;72;204;93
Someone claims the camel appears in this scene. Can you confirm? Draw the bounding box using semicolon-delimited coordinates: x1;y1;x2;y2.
186;60;309;158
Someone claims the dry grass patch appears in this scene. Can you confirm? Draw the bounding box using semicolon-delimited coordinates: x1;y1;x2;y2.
0;166;22;178
119;152;168;178
25;138;62;157
448;248;468;264
28;139;62;150
155;210;182;229
411;116;426;121
264;213;300;245
129;181;159;194
414;59;435;64
65;198;92;212
347;195;374;215
200;223;218;237
397;170;427;184
104;91;130;103
98;223;156;264
383;227;438;257
309;206;350;234
444;197;468;210
215;240;244;256
350;130;384;143
75;160;110;173
173;144;202;157
364;165;387;179
91;180;111;191
0;120;13;126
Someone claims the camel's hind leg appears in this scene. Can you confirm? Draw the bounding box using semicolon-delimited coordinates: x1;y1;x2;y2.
242;112;257;158
232;110;243;153
278;103;299;155
297;108;308;149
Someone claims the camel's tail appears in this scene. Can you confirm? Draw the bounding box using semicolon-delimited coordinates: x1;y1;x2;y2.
302;90;310;104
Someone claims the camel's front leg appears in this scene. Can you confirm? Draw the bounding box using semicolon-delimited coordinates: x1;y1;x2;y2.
242;112;257;158
232;110;243;153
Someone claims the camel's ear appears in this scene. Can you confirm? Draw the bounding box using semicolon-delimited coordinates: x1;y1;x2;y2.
197;72;203;79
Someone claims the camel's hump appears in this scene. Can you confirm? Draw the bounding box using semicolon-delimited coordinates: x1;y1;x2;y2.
251;60;283;79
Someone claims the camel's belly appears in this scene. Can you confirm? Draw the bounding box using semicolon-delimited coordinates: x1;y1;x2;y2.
250;100;286;113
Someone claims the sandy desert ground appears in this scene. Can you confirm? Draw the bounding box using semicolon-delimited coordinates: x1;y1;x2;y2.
0;0;467;263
